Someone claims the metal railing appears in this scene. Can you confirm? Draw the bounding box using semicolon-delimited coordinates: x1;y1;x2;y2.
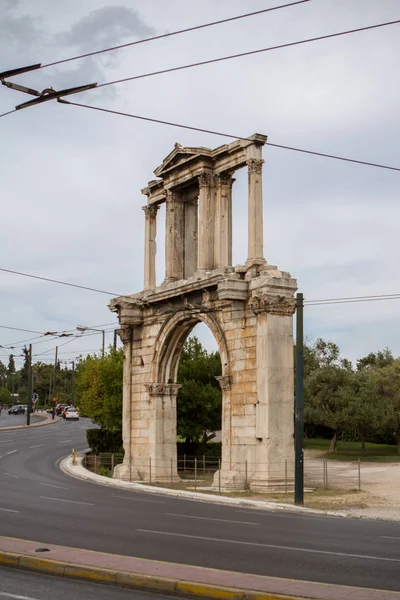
83;453;362;494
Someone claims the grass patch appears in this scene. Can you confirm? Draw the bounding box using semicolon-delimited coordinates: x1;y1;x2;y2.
304;438;400;462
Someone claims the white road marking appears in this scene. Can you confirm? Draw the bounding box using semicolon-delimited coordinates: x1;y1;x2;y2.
167;513;260;526
40;496;94;506
57;440;72;444
0;592;39;600
5;450;18;455
137;530;400;564
40;483;69;490
0;440;14;443
0;507;20;513
112;495;164;504
381;536;400;540
29;445;44;449
4;472;19;479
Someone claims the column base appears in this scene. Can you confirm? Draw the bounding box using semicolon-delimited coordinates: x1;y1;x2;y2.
211;469;247;492
113;461;141;482
250;474;294;494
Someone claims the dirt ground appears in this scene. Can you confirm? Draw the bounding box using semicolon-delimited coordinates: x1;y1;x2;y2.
302;449;400;520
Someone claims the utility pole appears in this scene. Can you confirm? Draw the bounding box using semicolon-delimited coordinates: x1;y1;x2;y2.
71;361;75;407
113;329;117;350
294;293;304;505
52;346;58;419
26;344;32;426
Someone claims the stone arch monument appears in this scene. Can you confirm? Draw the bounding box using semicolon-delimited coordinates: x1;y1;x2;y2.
110;133;297;490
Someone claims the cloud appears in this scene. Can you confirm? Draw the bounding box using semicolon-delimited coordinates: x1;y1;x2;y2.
61;5;155;51
0;0;399;367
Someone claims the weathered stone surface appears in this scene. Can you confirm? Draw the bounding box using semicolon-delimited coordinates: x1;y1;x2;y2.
111;135;297;490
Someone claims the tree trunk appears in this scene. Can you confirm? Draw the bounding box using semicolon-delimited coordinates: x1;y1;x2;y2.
360;432;366;456
396;434;400;456
328;431;337;453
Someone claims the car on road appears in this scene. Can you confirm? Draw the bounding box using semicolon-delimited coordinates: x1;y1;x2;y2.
65;407;79;421
8;404;27;415
61;406;72;419
55;403;69;416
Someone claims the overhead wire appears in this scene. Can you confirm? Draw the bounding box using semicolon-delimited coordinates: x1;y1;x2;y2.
0;267;124;296
60;100;400;172
96;19;400;91
40;1;310;69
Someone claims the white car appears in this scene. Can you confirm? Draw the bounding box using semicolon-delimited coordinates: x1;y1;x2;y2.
65;407;79;421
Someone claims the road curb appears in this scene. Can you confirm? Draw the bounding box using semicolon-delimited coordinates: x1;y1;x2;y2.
61;454;348;518
0;549;307;600
0;414;61;431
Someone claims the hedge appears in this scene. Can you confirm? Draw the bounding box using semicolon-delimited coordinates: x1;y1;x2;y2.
86;429;123;454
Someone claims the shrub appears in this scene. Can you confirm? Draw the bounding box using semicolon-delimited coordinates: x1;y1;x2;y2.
86;428;123;454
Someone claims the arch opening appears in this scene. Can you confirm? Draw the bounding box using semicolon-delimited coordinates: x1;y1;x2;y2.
150;311;230;484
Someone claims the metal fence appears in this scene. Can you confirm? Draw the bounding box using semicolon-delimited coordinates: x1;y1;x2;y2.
83;453;362;493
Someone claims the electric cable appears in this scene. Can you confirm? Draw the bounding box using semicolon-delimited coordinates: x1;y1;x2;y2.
61;100;400;173
0;267;124;296
41;1;310;69
96;19;400;90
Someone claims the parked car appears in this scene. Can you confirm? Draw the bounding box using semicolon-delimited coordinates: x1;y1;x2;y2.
8;405;26;415
65;407;79;421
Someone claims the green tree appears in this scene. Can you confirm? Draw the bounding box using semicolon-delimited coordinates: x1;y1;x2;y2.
373;360;400;453
357;348;394;371
0;387;11;405
0;361;6;388
177;336;222;443
75;348;123;432
305;365;351;452
338;370;386;455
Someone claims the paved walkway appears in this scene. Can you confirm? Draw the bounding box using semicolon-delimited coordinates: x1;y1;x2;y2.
0;535;399;600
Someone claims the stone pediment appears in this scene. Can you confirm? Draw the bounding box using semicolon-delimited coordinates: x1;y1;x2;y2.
154;143;213;178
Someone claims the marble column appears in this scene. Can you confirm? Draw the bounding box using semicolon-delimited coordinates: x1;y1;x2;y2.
197;171;215;272
165;190;184;281
143;204;159;289
246;158;265;265
214;173;234;268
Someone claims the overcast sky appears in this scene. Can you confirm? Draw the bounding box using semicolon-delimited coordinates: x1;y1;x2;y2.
0;0;399;369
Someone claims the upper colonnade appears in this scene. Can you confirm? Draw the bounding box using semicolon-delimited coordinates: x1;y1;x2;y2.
141;133;267;289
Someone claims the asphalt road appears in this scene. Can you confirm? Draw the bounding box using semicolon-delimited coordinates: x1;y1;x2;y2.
0;565;181;600
0;420;400;592
0;412;42;427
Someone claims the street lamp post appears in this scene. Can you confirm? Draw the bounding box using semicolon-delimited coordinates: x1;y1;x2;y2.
76;326;105;356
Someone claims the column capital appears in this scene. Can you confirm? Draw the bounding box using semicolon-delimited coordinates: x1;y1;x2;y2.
249;294;296;316
215;375;232;391
246;158;264;175
117;326;133;344
198;171;214;187
142;204;159;219
145;383;182;396
215;172;235;187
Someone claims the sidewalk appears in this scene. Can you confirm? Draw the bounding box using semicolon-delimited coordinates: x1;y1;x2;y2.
61;454;346;518
0;412;61;431
0;535;399;600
